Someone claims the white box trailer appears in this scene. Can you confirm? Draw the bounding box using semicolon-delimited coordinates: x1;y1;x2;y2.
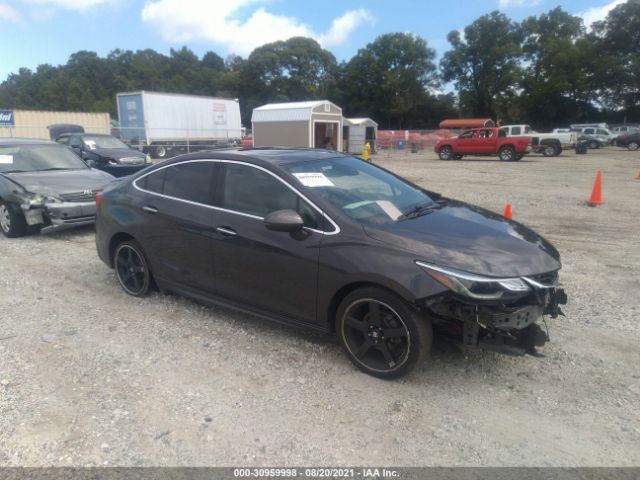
0;109;110;139
117;91;242;158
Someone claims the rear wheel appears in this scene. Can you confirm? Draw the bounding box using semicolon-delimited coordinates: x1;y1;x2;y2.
0;201;27;238
453;154;463;160
628;141;639;151
337;287;432;379
153;145;167;158
588;140;599;149
542;145;556;157
438;146;453;160
499;146;516;162
114;240;152;297
515;153;524;161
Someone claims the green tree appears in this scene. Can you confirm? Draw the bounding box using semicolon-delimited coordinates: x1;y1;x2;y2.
334;32;439;128
238;37;337;123
591;0;640;120
441;11;522;120
518;7;595;128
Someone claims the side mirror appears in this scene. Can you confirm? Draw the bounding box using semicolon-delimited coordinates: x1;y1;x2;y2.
264;209;304;232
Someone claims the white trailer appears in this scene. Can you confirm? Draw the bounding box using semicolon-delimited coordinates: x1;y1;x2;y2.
116;91;242;158
0;109;110;139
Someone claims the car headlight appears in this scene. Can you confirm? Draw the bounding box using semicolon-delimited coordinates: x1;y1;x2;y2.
416;261;530;300
19;192;61;210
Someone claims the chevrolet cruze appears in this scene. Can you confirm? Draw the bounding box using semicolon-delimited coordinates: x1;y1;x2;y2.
95;148;566;378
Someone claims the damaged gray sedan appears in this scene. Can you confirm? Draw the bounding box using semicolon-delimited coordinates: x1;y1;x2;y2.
0;138;114;237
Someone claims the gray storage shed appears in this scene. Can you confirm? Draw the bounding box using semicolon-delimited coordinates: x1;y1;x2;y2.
251;100;343;151
343;117;378;153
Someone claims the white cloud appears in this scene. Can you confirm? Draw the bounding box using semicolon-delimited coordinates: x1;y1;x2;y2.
497;0;541;7
20;0;114;11
0;3;22;22
577;0;626;28
141;0;375;55
318;9;375;47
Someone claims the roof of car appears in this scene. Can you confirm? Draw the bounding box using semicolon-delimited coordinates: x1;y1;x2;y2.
165;147;349;166
0;138;57;145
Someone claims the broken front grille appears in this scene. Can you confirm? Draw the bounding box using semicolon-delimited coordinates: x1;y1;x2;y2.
59;190;99;202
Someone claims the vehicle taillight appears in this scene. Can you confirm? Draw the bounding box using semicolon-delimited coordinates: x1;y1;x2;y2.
95;192;103;206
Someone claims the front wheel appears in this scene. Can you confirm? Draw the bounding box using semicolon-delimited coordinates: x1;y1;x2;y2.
499;146;516;162
337;287;432;379
153;145;168;158
114;240;152;297
628;141;639;151
453;154;463;160
438;146;453;160
588;140;599;149
0;202;27;238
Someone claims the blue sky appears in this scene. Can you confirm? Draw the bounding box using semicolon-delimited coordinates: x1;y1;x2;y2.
0;0;627;82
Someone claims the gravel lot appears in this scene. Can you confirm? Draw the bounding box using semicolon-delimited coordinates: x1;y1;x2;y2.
1;147;639;467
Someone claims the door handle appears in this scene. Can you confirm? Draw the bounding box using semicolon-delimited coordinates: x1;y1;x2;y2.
143;206;158;214
216;226;237;236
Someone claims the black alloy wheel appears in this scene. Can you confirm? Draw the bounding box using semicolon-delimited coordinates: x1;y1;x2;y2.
337;287;432;379
114;240;152;297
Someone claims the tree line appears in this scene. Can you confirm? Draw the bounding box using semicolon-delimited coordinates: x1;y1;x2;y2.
0;1;638;130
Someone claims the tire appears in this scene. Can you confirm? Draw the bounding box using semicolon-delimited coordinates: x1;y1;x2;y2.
438;146;453;160
114;240;152;297
515;154;524;161
153;145;167;158
628;141;639;151
588;140;599;149
499;146;516;162
0;201;27;238
336;286;432;379
453;154;463;160
542;145;556;157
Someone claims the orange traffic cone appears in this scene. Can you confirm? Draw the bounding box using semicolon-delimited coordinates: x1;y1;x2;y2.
588;170;603;206
504;203;513;219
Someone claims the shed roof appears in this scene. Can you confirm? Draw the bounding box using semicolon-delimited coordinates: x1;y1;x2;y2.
252;100;341;123
344;117;378;127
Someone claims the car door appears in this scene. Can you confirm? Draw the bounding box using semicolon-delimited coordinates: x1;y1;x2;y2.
475;129;496;153
134;160;217;293
210;161;324;325
455;130;476;154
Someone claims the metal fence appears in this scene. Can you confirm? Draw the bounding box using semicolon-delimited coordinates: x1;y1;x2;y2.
375;129;460;156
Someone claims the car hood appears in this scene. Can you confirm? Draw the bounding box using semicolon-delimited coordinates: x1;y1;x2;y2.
364;200;561;277
3;169;115;196
90;148;146;160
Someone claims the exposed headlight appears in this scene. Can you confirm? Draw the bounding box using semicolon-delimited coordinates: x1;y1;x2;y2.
19;193;60;210
416;261;530;300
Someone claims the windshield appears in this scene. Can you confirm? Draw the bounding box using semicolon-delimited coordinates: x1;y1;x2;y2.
82;135;128;150
0;144;89;173
285;156;434;225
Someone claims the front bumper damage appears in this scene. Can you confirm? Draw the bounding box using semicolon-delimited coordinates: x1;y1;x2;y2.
424;282;567;357
21;200;96;234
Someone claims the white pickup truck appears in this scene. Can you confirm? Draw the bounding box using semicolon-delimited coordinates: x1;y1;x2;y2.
500;124;577;156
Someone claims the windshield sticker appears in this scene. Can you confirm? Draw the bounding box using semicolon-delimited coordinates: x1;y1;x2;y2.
0;154;13;164
85;140;97;150
376;200;403;220
293;172;335;187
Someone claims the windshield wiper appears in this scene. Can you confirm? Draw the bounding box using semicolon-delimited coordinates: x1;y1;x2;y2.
37;167;75;171
397;202;439;221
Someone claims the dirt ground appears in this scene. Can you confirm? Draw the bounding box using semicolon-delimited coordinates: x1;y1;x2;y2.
1;147;639;467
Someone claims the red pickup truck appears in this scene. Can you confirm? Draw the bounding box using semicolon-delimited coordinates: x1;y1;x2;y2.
434;127;532;161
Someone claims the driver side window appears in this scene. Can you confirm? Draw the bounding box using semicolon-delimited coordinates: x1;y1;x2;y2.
221;163;320;229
